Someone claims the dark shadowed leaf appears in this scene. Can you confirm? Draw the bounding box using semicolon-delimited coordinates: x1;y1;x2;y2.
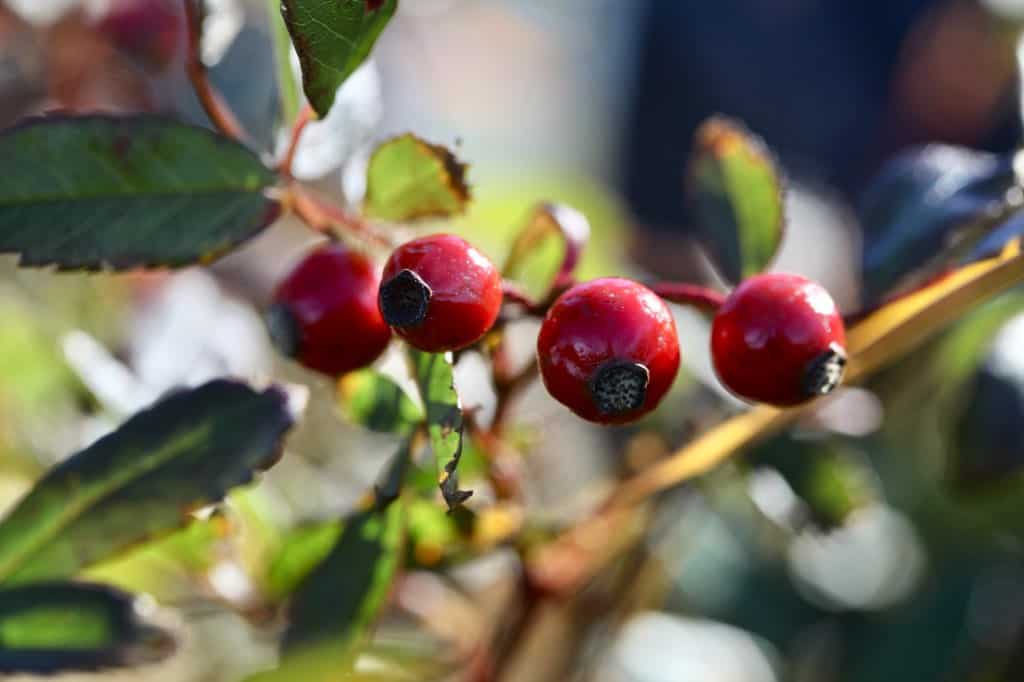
337;370;422;433
0;380;294;585
503;202;591;299
954;367;1024;488
364;134;470;222
281;501;404;668
860;145;1018;306
0;582;175;674
952;309;1024;488
280;0;397;118
687;116;785;284
0;114;279;270
408;349;472;510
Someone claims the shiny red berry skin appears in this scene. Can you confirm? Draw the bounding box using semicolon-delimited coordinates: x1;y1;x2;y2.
537;278;681;425
711;273;847;407
267;244;392;376
378;234;502;352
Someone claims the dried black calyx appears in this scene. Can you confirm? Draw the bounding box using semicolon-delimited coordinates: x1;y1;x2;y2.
379;269;432;328
590;361;650;415
265;303;301;358
802;342;848;397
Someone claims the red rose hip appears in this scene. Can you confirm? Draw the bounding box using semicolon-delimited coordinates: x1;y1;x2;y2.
711;272;847;406
267;244;391;376
378;234;502;352
537;278;681;424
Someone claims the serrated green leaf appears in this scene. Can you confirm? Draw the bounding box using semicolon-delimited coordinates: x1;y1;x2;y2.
0;380;294;585
0;114;280;270
337;370;423;433
281;501;404;668
364;134;470;222
408;350;471;510
0;582;175;674
687;116;785;284
281;0;397;118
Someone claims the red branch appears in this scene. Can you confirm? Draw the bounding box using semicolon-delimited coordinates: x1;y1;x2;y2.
183;0;248;141
649;281;726;313
278;103;316;179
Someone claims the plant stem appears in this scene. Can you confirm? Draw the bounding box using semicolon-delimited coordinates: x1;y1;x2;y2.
284;185;393;247
183;0;248;141
278;103;315;179
649;281;726;313
500;281;548;317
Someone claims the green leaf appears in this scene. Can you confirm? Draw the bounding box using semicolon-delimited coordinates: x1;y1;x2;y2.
364;134;471;222
264;520;344;601
0;380;294;585
0;114;279;270
266;0;302;127
0;582;175;674
503;202;591;299
280;0;397;118
281;501;405;668
408;350;472;510
337;370;423;433
687;116;785;284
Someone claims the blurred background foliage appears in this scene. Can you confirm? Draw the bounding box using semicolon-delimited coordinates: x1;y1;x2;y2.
4;0;1024;680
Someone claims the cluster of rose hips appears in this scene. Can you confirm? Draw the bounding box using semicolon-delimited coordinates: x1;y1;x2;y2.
267;234;847;425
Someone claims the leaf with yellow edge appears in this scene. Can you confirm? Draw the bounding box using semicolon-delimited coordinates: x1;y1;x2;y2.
363;134;470;222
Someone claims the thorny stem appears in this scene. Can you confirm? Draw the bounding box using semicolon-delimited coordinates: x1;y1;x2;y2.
183;0;248;141
278;103;316;179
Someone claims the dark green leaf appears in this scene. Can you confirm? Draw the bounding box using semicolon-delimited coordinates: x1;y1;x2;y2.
0;380;294;585
337;370;422;433
408;350;472;510
687;116;785;284
265;520;344;601
750;435;878;530
364;134;471;222
860;145;1018;306
0;114;279;270
282;501;405;667
503;202;591;299
953;310;1024;489
280;0;397;118
0;582;175;674
373;437;415;508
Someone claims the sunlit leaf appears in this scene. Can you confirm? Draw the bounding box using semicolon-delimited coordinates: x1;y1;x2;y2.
408;349;472;510
264;520;343;601
503;202;590;299
687;116;785;284
0;582;175;674
364;134;470;222
337;370;422;433
281;0;397;118
0;114;280;270
0;380;294;584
